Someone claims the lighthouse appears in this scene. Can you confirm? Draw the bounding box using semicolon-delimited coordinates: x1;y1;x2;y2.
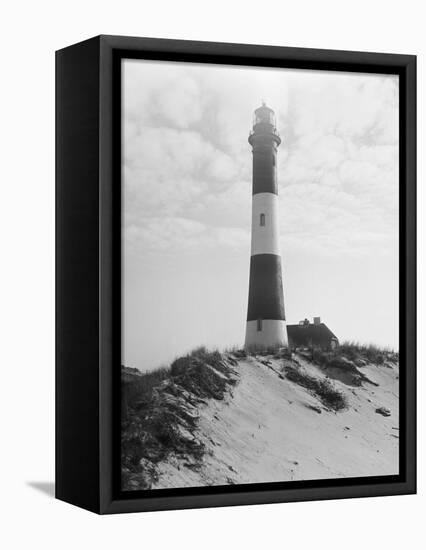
244;103;288;350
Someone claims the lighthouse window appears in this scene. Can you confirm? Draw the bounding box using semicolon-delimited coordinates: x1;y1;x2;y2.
257;319;263;331
272;155;275;167
260;213;265;226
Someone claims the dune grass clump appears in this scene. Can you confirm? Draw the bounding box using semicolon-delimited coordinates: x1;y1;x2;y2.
171;346;222;373
284;364;348;412
170;346;237;400
123;366;170;412
245;344;290;358
338;342;398;365
310;342;398;371
225;345;247;358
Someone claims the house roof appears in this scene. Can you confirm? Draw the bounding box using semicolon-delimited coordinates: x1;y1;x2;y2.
287;323;338;343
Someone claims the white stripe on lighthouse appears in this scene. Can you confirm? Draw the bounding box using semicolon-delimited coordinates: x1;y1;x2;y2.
250;192;280;256
245;320;288;349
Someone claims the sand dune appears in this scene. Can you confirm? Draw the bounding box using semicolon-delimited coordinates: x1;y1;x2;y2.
153;353;399;489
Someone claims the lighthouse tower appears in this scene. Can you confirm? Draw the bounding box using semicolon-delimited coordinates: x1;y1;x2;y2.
245;103;288;350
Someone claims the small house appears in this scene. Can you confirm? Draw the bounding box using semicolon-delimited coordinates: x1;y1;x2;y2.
287;317;339;352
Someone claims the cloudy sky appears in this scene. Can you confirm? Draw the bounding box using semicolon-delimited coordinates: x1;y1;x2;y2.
122;59;399;372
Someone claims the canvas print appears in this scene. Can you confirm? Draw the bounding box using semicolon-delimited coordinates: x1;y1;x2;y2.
121;59;399;491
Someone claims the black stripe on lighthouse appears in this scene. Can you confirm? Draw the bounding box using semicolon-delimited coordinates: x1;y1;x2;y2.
252;147;278;195
247;253;286;321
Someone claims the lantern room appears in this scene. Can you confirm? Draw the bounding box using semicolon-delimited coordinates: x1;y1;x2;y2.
249;102;281;147
253;102;276;128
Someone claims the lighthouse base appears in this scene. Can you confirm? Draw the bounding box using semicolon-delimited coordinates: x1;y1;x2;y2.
244;319;288;351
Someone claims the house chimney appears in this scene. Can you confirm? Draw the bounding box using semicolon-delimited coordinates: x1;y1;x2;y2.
313;317;321;325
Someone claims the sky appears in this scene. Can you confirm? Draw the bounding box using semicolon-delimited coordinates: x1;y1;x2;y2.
122;59;399;371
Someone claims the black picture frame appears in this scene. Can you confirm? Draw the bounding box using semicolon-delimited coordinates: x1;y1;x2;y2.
56;35;416;514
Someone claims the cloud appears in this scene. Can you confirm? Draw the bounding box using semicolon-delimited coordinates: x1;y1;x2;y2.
281;71;398;143
123;126;241;223
125;216;249;256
